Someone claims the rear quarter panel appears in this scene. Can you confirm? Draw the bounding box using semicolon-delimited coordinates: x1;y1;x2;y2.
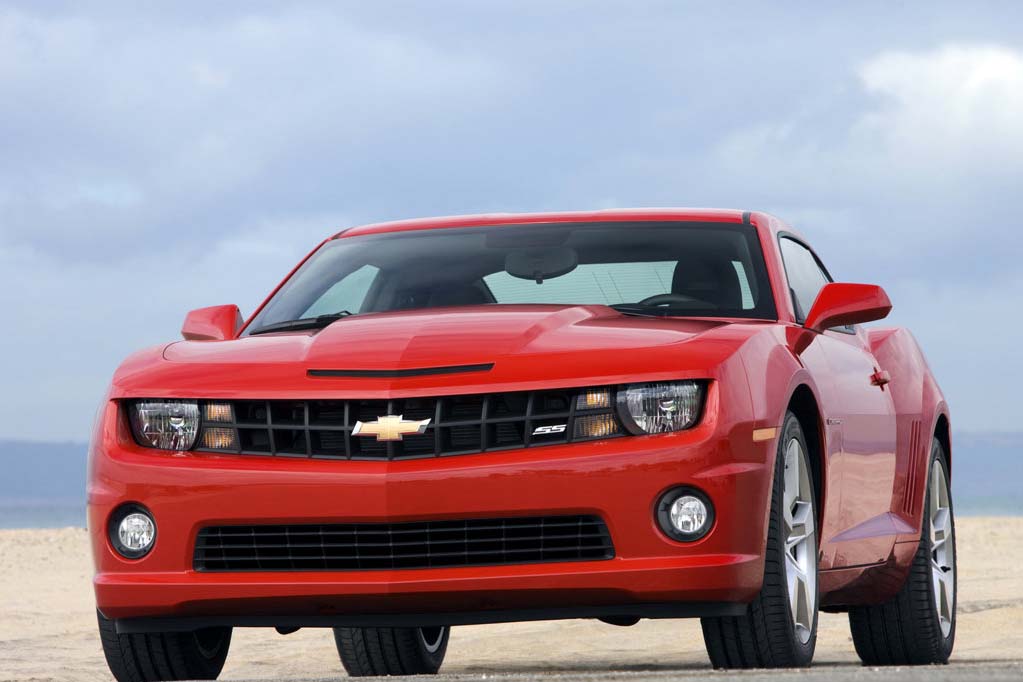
867;327;949;540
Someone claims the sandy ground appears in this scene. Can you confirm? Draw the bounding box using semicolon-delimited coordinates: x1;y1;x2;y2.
1;518;1020;682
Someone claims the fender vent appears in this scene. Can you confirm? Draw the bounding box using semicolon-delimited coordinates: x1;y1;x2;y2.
903;420;923;514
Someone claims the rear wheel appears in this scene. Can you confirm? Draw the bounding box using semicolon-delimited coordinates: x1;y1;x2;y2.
97;611;231;682
848;438;956;664
333;625;449;676
701;411;819;668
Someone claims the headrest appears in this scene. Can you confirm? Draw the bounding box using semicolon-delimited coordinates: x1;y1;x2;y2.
672;255;742;310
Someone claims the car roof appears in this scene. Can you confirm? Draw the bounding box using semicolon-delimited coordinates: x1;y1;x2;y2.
335;208;751;239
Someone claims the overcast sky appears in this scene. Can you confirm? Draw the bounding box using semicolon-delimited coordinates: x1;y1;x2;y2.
2;2;1021;441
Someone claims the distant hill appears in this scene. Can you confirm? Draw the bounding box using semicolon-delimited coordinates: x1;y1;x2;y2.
0;433;1019;528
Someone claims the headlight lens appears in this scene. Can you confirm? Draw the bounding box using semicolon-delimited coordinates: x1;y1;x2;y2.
616;381;704;434
129;400;200;450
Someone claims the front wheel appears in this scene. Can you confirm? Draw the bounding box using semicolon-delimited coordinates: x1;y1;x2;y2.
97;610;231;682
848;437;956;664
333;626;449;676
701;411;819;668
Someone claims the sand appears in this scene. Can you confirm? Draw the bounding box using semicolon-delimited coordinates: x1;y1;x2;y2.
1;517;1020;681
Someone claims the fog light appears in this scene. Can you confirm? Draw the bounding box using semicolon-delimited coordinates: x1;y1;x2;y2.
656;487;714;542
670;496;707;533
109;505;156;559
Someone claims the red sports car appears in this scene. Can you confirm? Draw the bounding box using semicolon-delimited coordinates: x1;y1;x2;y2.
89;209;956;679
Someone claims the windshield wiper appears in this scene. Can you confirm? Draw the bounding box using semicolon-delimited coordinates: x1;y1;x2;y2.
248;312;353;336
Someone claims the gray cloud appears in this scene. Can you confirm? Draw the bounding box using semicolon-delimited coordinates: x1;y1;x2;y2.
1;2;1021;439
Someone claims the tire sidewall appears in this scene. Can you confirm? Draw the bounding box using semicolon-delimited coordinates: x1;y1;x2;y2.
183;627;232;679
418;626;450;670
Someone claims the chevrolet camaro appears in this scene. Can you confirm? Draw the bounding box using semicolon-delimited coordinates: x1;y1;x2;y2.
89;209;956;679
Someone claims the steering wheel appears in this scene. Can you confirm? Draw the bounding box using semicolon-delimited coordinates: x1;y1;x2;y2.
637;293;701;307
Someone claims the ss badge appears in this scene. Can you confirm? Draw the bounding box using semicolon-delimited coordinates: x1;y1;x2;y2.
532;424;567;436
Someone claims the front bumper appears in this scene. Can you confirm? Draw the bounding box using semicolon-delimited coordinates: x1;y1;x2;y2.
89;400;775;627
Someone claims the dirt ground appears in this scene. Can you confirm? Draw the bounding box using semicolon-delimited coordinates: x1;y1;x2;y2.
1;517;1020;681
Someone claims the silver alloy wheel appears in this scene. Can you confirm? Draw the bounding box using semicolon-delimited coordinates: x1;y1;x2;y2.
419;626;446;654
782;437;817;645
929;460;955;637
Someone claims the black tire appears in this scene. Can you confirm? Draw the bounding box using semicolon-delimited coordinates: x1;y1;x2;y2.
97;610;231;682
333;626;450;676
848;438;956;665
701;411;819;668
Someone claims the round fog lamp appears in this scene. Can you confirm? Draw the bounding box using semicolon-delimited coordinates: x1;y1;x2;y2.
670;496;708;534
656;488;714;542
109;506;156;559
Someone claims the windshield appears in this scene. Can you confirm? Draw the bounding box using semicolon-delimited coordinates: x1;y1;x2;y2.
245;221;777;333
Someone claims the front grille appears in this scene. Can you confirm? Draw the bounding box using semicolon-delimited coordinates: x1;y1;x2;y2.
191;386;623;460
194;515;615;572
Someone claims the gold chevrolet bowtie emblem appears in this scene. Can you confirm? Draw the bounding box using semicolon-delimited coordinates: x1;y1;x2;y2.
352;414;431;441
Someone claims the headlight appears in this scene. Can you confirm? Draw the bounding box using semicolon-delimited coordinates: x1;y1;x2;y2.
129;400;200;450
616;381;705;434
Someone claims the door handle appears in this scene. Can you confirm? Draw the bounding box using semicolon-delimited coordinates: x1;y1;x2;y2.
870;369;891;388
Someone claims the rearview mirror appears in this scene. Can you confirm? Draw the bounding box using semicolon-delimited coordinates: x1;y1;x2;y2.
804;283;891;333
181;305;243;341
505;247;578;283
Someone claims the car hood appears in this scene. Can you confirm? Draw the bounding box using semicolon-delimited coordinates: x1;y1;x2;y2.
117;306;762;397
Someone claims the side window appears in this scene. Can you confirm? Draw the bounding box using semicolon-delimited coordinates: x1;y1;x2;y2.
302;264;379;317
779;238;830;322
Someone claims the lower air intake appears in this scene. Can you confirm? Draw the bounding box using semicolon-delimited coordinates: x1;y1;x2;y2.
194;515;614;572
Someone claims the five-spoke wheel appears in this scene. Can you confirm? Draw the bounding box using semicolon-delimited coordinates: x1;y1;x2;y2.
929;458;955;638
849;437;957;664
701;411;819;668
783;437;817;646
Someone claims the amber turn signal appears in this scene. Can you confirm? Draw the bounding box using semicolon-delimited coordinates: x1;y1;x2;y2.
573;413;620;439
575;389;611;411
200;427;239;450
204;403;234;423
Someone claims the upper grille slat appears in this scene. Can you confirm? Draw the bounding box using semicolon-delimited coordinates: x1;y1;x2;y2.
195;387;622;460
194;515;614;572
200;519;605;538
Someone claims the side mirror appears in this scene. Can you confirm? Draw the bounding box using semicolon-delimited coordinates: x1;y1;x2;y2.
181;305;243;341
804;283;891;333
